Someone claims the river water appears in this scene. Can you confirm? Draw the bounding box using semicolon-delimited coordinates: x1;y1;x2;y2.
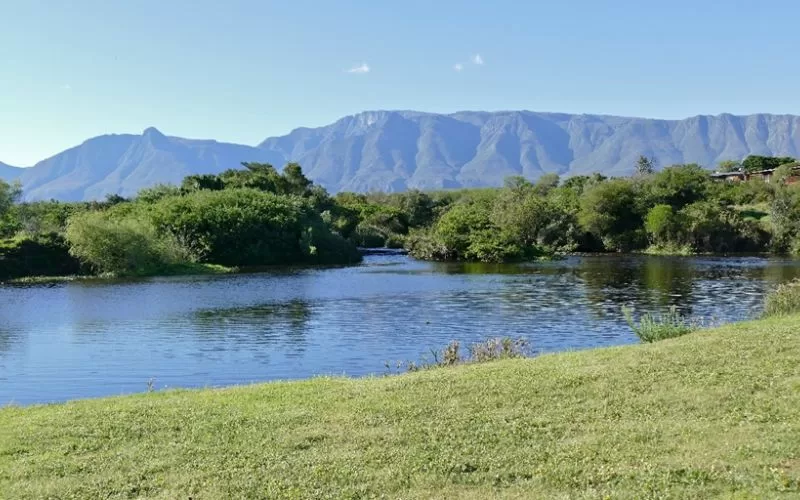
2;253;799;405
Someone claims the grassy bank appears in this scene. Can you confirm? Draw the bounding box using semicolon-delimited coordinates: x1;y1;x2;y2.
4;263;236;284
2;317;800;498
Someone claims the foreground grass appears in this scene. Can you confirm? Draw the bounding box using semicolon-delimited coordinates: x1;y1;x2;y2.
2;318;800;498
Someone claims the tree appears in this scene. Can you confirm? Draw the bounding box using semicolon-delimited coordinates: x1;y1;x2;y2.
636;155;656;176
0;179;21;218
644;204;682;246
647;164;710;209
773;164;795;184
181;174;224;192
0;179;22;237
742;155;796;173
149;188;359;266
282;162;313;195
533;173;560;197
717;160;741;173
769;186;800;252
579;178;644;251
396;189;435;228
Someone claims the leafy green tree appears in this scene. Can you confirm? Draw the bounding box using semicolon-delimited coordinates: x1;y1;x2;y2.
717;160;741;173
425;200;521;262
282;162;313;195
396;189;435;228
579;179;644;251
680;202;764;253
137;184;182;203
742;155;796;173
644;204;682;245
771;162;800;184
636;155;656;176
533;173;560;197
0;179;21;216
647;163;710;208
181;174;225;192
769;186;800;253
561;174;606;196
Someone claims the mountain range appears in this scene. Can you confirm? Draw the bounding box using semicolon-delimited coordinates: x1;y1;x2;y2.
3;111;800;201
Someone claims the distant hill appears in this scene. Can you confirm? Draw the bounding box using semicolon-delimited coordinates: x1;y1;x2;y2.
258;111;800;192
4;112;800;200
10;128;283;201
0;162;22;182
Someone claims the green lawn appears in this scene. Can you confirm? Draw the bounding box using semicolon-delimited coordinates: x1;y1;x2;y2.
2;317;800;499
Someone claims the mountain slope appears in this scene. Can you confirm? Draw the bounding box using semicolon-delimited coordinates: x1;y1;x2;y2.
0;162;23;183
9;111;800;201
17;128;284;201
259;111;800;192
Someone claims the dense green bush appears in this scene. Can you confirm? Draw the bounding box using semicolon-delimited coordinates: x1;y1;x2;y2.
579;178;645;251
0;233;83;280
66;212;186;275
150;188;359;266
407;199;524;262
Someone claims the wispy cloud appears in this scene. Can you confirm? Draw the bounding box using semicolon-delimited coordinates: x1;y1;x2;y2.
347;63;370;74
453;63;464;72
472;53;484;65
61;84;72;91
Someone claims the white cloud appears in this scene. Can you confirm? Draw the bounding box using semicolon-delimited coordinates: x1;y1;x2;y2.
347;63;370;74
453;63;464;72
61;84;72;90
472;53;484;65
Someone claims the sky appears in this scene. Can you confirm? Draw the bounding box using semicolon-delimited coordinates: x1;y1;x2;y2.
2;0;800;166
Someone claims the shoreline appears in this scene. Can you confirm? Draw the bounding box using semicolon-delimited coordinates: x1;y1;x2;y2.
2;250;792;286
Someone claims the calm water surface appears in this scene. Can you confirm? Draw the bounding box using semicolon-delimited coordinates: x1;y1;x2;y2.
2;253;799;405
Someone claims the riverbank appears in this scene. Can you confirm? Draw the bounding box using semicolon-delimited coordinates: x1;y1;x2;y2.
2;315;799;498
3;262;236;284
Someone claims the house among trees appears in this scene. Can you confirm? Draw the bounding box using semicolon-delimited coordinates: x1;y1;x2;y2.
710;155;800;184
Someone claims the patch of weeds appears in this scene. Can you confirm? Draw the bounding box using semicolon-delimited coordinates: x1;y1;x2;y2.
389;337;531;373
622;305;699;343
763;280;800;318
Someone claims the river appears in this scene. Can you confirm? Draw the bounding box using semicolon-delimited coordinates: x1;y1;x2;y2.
2;253;799;405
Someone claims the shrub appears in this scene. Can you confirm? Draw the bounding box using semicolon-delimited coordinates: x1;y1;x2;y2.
763;280;800;317
0;233;83;280
469;337;530;362
150;188;360;266
622;306;697;343
406;199;546;263
396;337;531;373
66;212;186;275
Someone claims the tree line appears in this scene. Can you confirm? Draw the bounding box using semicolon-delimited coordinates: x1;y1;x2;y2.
1;155;800;279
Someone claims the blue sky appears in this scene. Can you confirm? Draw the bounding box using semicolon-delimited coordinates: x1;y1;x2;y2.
2;0;799;166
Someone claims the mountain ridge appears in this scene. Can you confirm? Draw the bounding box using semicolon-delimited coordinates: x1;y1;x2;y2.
3;111;800;200
0;162;23;182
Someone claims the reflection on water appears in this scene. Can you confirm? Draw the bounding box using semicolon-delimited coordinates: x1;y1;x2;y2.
1;253;799;405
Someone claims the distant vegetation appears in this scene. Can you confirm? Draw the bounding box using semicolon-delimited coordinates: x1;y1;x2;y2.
2;154;800;280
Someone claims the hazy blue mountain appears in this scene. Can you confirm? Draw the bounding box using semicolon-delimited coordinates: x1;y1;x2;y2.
14;128;283;201
7;112;800;200
0;162;23;182
259;111;800;192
